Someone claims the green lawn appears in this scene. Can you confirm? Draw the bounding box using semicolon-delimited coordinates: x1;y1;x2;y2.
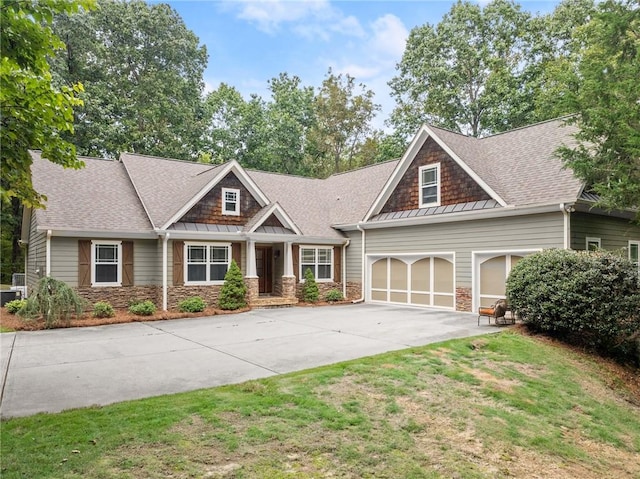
2;331;639;478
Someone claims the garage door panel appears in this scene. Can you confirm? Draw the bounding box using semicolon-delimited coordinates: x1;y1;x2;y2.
480;256;506;296
434;294;454;308
412;293;430;305
411;258;430;291
390;292;408;303
371;259;387;289
434;257;454;293
389;259;407;290
371;290;387;301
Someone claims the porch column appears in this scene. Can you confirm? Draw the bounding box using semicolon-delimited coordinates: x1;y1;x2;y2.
282;241;296;299
284;241;294;276
245;239;259;302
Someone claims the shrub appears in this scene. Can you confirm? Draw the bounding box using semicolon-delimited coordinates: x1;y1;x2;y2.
302;268;319;303
506;249;640;364
325;289;344;302
5;299;27;315
218;260;247;310
93;301;115;318
179;296;206;313
128;300;156;316
19;277;88;328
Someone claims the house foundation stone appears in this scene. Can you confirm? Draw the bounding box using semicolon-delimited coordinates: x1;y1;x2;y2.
282;276;296;299
75;286;160;310
456;287;472;312
245;277;259;303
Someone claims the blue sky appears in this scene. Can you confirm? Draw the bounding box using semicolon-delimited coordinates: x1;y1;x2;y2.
164;0;561;128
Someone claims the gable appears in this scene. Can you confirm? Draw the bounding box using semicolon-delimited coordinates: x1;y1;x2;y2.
380;137;491;214
179;172;263;225
261;213;285;228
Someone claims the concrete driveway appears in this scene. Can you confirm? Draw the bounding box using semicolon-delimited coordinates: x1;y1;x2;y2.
0;303;495;418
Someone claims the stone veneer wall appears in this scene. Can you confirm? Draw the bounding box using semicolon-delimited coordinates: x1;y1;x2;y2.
345;282;362;301
167;285;224;310
295;281;363;301
456;287;472;312
75;286;160;310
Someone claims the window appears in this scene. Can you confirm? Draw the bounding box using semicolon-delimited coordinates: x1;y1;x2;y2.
222;188;240;216
300;247;333;281
586;237;601;251
630;241;639;270
92;241;121;286
185;243;230;284
419;164;440;207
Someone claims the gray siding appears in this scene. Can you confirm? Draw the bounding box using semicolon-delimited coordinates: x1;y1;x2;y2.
571;212;640;252
26;213;46;290
365;212;565;287
50;237;78;285
344;231;363;283
50;237;161;287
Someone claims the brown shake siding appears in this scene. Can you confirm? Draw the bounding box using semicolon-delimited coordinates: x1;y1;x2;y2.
381;137;490;213
179;172;263;225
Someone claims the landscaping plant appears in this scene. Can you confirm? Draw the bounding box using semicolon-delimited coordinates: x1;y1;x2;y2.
18;277;87;328
302;268;319;303
506;248;640;365
128;300;156;316
325;288;343;302
178;296;206;313
218;260;247;310
4;299;26;315
93;301;114;318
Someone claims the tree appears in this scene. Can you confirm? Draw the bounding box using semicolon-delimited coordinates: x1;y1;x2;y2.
51;0;208;160
556;0;640;217
302;268;319;303
388;0;536;138
305;70;380;176
1;0;94;207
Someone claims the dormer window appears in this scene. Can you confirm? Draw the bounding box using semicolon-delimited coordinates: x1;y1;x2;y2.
222;188;240;216
419;163;440;207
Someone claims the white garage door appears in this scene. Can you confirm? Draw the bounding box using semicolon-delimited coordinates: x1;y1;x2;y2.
369;255;455;309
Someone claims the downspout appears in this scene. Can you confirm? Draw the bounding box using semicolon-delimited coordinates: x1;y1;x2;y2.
352;224;366;303
45;230;52;276
342;239;350;299
560;203;573;250
161;231;170;311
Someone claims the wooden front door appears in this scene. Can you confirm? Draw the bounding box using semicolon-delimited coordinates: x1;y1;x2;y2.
256;246;273;294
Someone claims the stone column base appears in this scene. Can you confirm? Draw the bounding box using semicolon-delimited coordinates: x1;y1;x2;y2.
282;275;296;299
245;276;259;303
456;287;472;312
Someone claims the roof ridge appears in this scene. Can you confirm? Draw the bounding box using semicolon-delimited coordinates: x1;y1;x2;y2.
245;168;323;180
120;151;199;164
479;115;574;140
328;158;401;178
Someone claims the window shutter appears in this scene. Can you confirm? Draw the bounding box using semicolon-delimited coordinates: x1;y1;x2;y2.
78;240;91;287
173;241;184;286
292;244;299;281
122;241;134;286
333;246;342;283
232;242;241;268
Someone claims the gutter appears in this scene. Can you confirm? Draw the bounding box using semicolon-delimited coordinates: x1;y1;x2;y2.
342;239;350;299
560;203;575;249
158;230;170;311
45;230;52;276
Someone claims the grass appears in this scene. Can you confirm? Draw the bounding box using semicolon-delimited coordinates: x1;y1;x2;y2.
1;331;639;478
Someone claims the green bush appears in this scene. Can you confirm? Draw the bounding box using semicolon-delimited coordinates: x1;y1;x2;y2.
302;268;319;303
19;277;88;328
506;249;640;364
325;289;344;302
218;260;247;310
93;301;115;318
5;299;27;314
179;296;206;313
128;300;156;316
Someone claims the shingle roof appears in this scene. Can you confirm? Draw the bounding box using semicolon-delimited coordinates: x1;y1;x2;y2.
121;152;225;229
30;151;153;233
428;118;582;206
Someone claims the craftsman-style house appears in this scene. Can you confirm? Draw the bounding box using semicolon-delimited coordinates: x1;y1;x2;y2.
22;118;640;312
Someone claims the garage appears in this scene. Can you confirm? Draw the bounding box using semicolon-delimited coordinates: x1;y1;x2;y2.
473;250;538;312
368;254;455;309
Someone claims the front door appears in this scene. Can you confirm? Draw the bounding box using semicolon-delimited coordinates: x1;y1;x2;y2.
256;246;273;294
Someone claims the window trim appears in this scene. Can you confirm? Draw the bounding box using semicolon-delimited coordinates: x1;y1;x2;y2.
629;240;640;269
184;242;231;285
419;163;441;208
91;240;122;287
586;237;601;251
299;245;333;282
222;188;240;216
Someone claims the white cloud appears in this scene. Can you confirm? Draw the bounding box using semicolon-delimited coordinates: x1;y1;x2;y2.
369;14;409;61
